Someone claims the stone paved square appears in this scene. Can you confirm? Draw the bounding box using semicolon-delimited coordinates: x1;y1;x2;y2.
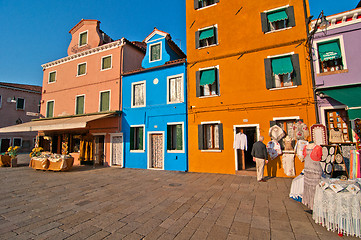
0;164;358;239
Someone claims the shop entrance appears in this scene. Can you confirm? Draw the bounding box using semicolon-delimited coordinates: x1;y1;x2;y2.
234;125;259;171
0;139;10;153
94;135;105;165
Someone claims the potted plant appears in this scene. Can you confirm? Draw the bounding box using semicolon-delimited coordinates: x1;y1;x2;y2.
30;147;43;158
7;146;20;167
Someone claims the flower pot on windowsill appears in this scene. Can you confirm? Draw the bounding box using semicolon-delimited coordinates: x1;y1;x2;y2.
11;158;17;167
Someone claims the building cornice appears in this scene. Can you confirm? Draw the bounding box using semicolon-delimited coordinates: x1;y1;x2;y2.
41;39;124;70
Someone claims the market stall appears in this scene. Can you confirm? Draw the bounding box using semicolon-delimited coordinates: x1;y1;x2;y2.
29;153;74;171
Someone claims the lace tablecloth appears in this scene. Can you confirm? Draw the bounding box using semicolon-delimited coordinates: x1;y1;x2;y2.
313;178;361;238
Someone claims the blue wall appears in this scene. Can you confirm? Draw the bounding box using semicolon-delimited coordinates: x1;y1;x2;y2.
122;63;187;172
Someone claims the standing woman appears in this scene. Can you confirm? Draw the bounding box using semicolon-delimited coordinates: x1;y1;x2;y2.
302;142;323;210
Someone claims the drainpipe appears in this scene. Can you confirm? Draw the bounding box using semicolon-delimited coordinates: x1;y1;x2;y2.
303;0;320;124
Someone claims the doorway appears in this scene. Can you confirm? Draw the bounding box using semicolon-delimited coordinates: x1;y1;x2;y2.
110;134;123;167
234;125;259;171
148;132;164;170
94;135;105;165
0;139;10;153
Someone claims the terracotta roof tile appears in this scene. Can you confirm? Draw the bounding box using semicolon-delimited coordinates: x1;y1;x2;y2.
0;82;42;93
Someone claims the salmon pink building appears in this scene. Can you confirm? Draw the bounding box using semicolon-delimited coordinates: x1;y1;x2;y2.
1;19;145;166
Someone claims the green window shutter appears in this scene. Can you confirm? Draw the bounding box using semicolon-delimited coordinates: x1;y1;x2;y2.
176;124;183;150
151;44;161;61
196;71;201;97
47;101;54;118
200;69;216;86
100;91;110;112
218;124;224;150
130;127;134;150
79;32;87;46
199;28;214;40
286;6;296;27
76;96;84;115
195;31;200;49
261;12;269;33
198;124;204;150
167;125;171;150
292;54;302;86
102;56;112;69
264;58;273;89
78;63;86;75
138;127;144;150
49;72;56;83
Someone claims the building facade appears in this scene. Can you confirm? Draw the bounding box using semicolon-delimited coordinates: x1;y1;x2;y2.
186;0;316;176
311;7;361;146
122;29;188;171
0;82;41;153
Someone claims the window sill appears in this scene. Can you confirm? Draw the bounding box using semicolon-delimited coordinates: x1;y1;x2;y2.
201;149;222;153
131;105;146;108
269;86;298;91
77;74;87;77
167;100;184;104
197;43;218;50
101;67;112;72
130;150;145;153
167;150;185;154
317;69;348;77
198;94;219;99
48;81;56;84
265;27;292;34
196;3;217;10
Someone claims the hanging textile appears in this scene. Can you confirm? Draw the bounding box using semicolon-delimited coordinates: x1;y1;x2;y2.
290;121;309;140
79;134;94;161
267;140;282;160
295;140;308;162
282;153;295;177
269;125;285;142
310;124;327;145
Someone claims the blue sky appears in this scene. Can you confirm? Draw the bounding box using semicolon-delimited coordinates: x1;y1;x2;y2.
0;0;359;87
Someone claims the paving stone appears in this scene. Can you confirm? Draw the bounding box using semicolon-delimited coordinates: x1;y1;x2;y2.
271;229;296;240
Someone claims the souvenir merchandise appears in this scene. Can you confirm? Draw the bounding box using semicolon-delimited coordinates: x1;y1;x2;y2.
295;140;308;162
283;135;294;151
233;132;247;150
289;170;304;202
320;145;348;179
282;154;295;177
310;124;327;145
267;140;282;160
341;145;356;172
349;150;361;179
269;125;285;142
329;128;345;143
354;119;361;144
302;143;323;210
290;121;309;141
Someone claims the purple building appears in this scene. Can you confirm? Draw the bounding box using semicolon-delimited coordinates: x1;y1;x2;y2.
311;6;361;145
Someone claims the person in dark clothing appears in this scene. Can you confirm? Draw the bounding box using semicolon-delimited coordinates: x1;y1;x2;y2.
251;136;268;182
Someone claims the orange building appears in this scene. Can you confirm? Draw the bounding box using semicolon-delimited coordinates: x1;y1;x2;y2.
186;0;316;176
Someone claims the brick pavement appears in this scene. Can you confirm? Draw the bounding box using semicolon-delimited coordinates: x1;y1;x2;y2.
0;165;358;240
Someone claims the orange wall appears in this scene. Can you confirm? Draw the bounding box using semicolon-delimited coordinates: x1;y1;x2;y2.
186;0;316;176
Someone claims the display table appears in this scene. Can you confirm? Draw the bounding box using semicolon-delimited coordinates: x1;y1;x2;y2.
313;178;361;238
0;155;11;167
30;155;74;171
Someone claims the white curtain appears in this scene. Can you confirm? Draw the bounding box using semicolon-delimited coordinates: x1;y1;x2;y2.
169;77;182;102
134;83;144;106
214;124;219;149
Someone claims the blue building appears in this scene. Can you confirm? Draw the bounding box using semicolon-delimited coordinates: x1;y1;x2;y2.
122;29;187;171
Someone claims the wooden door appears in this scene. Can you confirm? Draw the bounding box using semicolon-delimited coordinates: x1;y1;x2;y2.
94;135;105;165
150;133;163;169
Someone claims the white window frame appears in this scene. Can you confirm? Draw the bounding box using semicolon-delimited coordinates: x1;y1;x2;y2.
101;54;112;71
130;124;145;153
198;65;220;98
149;42;162;63
48;70;57;84
200;120;222;152
99;90;111;112
75;94;85;115
77;62;87;77
167;122;185;153
16;97;25;110
46;100;55;118
313;35;348;74
167;73;184;104
197;0;218;10
197;25;218;49
79;30;88;47
131;80;146;108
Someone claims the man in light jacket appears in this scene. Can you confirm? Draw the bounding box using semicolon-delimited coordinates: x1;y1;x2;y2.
251;136;268;182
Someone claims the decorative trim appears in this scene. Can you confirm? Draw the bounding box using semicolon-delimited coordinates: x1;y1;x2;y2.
42;39;124;70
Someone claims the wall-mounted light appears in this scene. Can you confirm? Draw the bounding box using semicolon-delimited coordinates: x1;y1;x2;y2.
10;97;17;103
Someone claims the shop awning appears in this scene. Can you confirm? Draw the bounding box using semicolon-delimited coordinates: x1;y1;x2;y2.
199;28;214;40
267;10;288;23
318;41;342;61
0;113;114;133
200;69;216;86
321;86;361;120
272;56;294;75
